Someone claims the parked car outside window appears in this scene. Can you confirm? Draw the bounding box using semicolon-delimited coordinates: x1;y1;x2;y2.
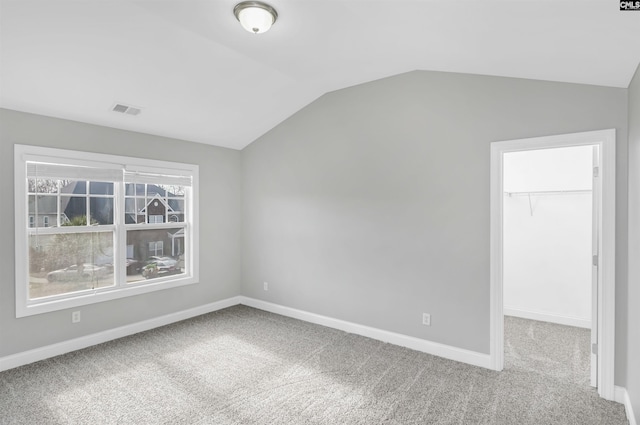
142;256;179;279
47;264;108;283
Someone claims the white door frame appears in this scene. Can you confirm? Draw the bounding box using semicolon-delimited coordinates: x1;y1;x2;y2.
591;145;600;387
489;129;616;401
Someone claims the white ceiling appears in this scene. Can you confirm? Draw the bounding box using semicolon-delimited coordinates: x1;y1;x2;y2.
1;0;639;150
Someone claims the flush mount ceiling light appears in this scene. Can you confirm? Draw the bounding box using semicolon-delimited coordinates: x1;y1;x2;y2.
233;1;278;34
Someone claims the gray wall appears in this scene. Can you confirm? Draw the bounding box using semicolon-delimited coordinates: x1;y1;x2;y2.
1;68;634;396
626;63;640;424
241;71;629;383
0;108;242;357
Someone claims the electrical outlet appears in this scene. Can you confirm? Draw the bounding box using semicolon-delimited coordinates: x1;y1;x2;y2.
422;313;431;326
263;281;268;291
72;311;81;323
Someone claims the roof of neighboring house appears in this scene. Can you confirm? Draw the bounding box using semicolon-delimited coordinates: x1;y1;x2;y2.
139;194;175;214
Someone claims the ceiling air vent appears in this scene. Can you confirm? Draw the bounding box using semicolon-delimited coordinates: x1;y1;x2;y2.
112;103;142;116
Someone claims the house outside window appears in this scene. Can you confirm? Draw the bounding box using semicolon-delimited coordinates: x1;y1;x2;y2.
14;145;199;317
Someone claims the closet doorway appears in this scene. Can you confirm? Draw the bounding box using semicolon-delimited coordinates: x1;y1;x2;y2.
489;129;616;401
503;145;595;389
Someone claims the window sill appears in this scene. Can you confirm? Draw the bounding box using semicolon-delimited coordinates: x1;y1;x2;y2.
17;276;198;318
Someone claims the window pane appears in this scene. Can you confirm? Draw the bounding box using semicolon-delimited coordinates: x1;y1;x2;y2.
28;232;115;300
60;196;87;225
125;183;145;196
28;178;60;194
60;180;86;195
125;198;135;213
89;181;114;195
90;197;114;225
124;198;147;223
124;198;136;224
28;194;59;228
146;185;166;197
126;227;186;283
160;184;185;197
168;199;185;222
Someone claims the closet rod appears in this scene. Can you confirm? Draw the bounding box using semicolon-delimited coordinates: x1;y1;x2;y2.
504;189;592;197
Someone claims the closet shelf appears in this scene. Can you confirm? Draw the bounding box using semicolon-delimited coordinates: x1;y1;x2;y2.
504;189;592;197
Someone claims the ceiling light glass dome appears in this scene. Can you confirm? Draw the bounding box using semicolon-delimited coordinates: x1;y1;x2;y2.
234;2;278;34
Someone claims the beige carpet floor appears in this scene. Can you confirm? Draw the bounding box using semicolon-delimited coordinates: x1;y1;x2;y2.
0;306;629;424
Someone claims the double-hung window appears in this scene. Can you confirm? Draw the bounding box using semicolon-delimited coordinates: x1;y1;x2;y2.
15;145;199;317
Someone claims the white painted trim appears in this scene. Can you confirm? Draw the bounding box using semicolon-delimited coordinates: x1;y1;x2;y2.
615;386;637;425
598;129;617;401
504;308;591;329
490;129;616;400
490;140;505;373
0;296;242;373
239;296;492;369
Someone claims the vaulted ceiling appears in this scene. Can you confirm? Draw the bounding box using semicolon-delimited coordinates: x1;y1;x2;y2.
1;1;639;150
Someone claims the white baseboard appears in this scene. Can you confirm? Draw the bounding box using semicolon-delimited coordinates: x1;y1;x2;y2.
504;307;591;329
5;296;605;382
1;295;491;374
615;386;638;425
0;296;242;373
239;296;492;369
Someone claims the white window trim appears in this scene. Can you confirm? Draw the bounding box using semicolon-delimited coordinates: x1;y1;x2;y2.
14;144;200;318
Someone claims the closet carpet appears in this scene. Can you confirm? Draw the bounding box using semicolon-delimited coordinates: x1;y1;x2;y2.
0;306;628;424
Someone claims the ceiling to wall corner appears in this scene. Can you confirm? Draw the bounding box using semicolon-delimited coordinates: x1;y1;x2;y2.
1;0;639;150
